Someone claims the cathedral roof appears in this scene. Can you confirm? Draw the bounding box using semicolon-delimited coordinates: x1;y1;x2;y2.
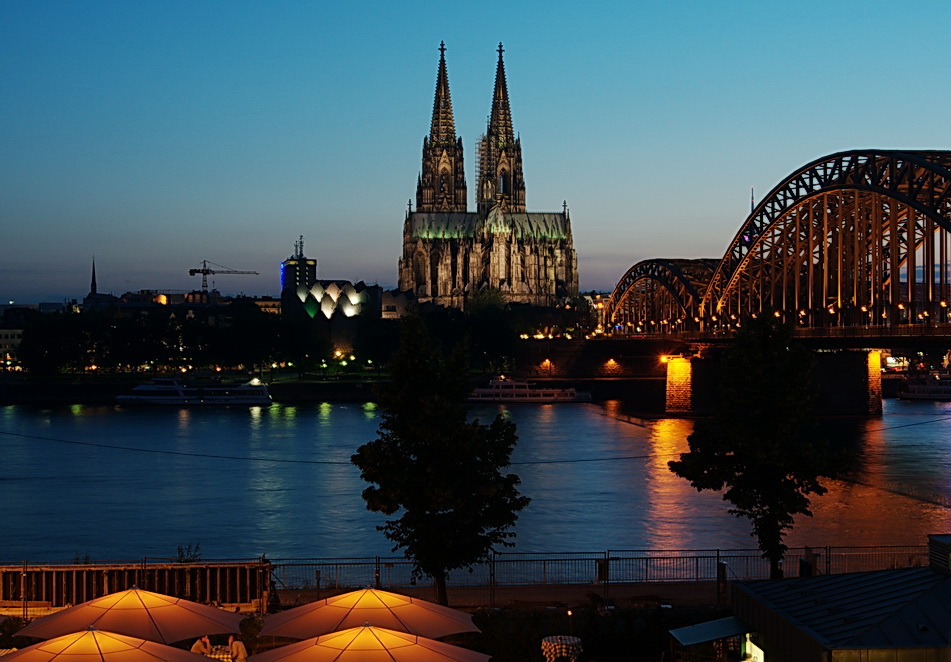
409;210;570;241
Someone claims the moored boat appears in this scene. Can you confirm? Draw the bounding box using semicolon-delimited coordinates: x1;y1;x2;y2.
897;375;951;401
468;377;592;403
116;378;272;406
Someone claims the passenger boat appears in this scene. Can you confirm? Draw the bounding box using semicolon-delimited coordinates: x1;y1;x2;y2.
468;377;592;403
897;375;951;401
116;378;272;406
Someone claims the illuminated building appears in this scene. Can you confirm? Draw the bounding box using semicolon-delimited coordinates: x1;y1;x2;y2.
398;43;579;309
281;236;317;292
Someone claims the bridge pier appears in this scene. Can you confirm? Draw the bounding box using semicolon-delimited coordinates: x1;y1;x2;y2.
663;349;884;416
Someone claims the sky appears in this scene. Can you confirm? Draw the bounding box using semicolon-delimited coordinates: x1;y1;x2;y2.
3;1;951;303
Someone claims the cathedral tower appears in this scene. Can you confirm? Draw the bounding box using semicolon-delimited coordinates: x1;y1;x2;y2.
477;43;526;215
416;41;467;212
400;43;578;309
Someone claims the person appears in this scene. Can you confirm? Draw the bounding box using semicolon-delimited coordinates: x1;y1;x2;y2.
190;636;211;656
229;635;248;662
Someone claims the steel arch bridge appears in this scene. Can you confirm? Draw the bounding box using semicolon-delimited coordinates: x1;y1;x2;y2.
606;149;951;333
605;258;717;332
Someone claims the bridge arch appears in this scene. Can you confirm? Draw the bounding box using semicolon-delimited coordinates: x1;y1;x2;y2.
605;258;716;331
699;150;951;328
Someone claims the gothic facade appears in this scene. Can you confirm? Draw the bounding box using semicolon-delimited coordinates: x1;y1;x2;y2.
398;43;579;309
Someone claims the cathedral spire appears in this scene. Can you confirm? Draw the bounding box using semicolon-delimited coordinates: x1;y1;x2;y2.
478;42;525;215
488;42;515;149
90;257;97;295
416;41;467;212
429;41;457;147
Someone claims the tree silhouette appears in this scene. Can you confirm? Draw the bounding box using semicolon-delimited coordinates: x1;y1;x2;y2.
668;316;843;578
351;313;530;604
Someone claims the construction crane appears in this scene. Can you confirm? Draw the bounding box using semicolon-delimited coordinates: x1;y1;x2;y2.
188;260;259;292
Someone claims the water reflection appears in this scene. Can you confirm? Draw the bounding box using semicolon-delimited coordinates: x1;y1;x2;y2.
2;399;951;561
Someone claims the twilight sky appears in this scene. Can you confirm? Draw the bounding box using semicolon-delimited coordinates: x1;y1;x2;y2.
3;1;951;303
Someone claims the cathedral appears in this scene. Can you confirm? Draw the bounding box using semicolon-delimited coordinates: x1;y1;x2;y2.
398;43;579;309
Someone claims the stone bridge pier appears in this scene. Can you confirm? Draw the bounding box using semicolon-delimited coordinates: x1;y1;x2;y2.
664;349;883;416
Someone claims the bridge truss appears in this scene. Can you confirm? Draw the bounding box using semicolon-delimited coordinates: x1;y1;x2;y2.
607;150;951;333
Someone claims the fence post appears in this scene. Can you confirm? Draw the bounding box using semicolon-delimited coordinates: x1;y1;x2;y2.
374;557;381;589
826;546;831;576
489;552;496;609
21;561;27;620
716;561;727;607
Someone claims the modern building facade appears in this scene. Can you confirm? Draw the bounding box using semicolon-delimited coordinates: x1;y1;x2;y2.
281;236;318;292
398;43;579;309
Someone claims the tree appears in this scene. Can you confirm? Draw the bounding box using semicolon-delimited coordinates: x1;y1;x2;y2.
668;316;843;578
351;313;530;604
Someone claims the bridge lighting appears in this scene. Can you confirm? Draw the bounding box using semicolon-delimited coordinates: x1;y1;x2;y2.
693;317;700;322
897;302;906;310
827;307;835;314
773;311;781;318
799;310;806;316
941;301;948;308
860;305;868;312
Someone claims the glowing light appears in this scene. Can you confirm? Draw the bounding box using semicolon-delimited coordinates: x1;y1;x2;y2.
773;311;781;317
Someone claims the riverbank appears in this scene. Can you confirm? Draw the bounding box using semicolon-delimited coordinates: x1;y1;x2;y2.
0;374;668;411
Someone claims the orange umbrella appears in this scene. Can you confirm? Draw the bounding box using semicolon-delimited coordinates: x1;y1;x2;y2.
249;626;488;662
16;588;244;644
2;628;206;662
258;588;478;639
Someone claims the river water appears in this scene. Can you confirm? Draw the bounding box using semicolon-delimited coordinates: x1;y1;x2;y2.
1;398;950;563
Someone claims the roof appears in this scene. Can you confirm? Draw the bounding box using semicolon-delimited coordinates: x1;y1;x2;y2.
670;616;750;647
409;210;570;241
736;567;951;649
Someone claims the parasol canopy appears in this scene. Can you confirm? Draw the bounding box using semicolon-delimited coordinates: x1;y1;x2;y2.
2;628;207;662
249;625;488;662
16;588;244;644
258;588;478;639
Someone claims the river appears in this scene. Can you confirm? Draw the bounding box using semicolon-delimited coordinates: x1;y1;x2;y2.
1;398;950;563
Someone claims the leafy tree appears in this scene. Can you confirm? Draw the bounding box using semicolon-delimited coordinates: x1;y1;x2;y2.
668;316;843;578
351;313;530;604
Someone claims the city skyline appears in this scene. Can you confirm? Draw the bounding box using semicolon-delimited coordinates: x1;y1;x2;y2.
3;1;951;303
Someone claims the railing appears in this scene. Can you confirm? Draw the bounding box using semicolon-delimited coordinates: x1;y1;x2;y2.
270;544;928;590
1;545;928;613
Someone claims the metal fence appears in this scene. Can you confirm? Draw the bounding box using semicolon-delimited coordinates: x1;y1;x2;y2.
2;545;928;613
269;544;929;591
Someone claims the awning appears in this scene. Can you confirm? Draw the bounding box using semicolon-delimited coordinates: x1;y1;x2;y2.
669;616;751;647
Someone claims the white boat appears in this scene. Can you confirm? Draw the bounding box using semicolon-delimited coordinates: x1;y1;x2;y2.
897;375;951;401
468;377;592;403
116;378;272;406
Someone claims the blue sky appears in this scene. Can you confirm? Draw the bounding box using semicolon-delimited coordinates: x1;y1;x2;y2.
3;1;950;303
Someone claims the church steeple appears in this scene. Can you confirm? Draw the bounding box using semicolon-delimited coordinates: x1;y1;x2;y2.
90;257;97;295
488;42;515;149
416;41;467;213
478;43;525;215
430;41;456;147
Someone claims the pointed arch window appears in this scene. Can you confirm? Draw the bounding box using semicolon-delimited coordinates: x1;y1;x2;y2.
499;169;510;196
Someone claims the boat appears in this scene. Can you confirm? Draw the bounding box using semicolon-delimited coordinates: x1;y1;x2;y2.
468;377;592;403
116;378;272;406
897;374;951;401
